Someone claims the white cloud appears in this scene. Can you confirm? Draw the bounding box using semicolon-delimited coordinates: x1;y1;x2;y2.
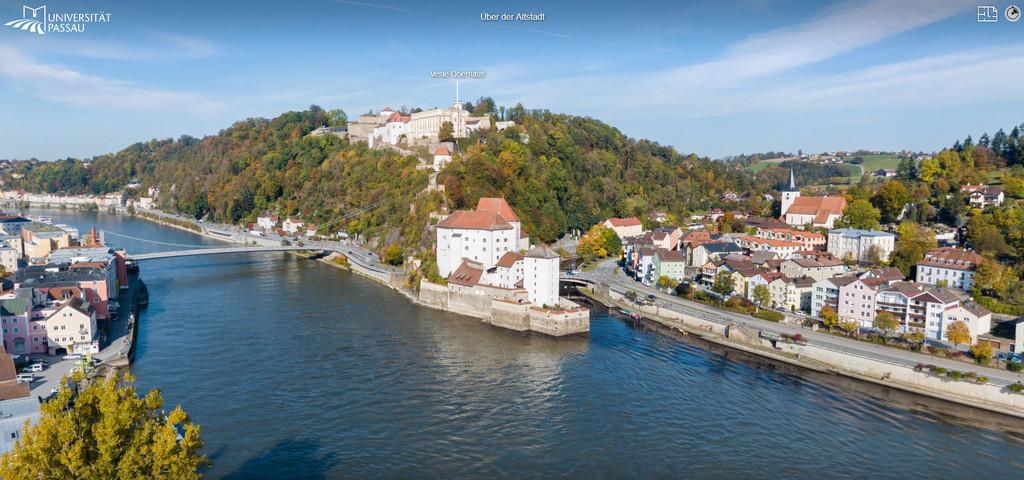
0;46;221;110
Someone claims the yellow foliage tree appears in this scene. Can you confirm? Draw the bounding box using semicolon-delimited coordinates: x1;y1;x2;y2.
945;320;972;348
0;374;208;479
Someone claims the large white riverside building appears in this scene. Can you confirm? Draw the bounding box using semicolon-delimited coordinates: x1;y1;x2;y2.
435;198;525;278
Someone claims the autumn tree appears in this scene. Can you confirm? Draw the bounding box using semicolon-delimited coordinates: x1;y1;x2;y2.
973;259;1008;298
945;320;972;348
840;199;881;230
820;305;839;330
970;342;993;365
838;319;860;337
889;221;936;278
382;244;404;266
657;275;676;290
873;311;900;336
871;181;911;224
0;374;207;479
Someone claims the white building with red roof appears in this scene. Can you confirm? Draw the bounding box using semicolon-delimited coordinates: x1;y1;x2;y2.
432;145;452;171
915;247;986;291
436;197;525;277
779;169;847;228
602;217;643;239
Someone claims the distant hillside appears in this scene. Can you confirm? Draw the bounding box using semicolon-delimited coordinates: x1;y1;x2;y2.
1;106;770;248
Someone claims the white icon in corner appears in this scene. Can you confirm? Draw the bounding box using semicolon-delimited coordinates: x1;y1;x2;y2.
1007;5;1021;22
978;5;999;22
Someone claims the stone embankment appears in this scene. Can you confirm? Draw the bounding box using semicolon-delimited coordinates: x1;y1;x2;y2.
584;284;1024;419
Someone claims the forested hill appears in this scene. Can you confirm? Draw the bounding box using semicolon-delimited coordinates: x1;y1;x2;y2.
1;106;766;248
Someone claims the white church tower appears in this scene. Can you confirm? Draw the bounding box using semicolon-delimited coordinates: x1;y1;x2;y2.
780;168;800;218
524;244;560;307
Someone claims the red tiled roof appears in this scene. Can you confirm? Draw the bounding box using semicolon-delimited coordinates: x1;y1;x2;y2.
495;251;523;268
476;197;519;222
655;248;685;263
435;146;450;156
436;210;512;230
605;217;642;227
918;247;985;271
785;196;846;216
447;260;483;286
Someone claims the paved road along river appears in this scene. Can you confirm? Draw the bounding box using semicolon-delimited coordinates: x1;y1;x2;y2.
30;209;1024;479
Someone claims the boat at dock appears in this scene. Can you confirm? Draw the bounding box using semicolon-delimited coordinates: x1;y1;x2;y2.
618;307;643;320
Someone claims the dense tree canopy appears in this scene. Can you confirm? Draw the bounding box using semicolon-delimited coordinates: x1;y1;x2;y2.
0;375;206;479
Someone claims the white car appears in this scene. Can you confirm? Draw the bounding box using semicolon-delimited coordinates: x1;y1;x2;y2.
62;354;83;361
15;373;34;383
29;363;45;372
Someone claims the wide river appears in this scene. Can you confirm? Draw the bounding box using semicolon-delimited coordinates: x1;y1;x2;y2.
32;209;1024;478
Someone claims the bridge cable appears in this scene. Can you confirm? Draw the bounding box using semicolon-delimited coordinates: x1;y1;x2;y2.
101;230;223;249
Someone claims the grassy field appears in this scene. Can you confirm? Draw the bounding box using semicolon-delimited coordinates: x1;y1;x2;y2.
749;157;797;173
852;154;902;172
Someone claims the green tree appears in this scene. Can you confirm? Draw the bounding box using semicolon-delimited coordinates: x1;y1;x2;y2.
864;244;885;268
752;284;771;310
945;320;971;347
0;375;207;479
439;121;454;142
711;271;735;297
870;181;911;224
889;221;937;278
840;199;881;230
873;311;900;336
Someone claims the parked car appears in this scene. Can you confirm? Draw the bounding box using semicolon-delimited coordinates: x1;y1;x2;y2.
29;363;45;372
647;294;657;301
15;373;34;383
62;354;83;361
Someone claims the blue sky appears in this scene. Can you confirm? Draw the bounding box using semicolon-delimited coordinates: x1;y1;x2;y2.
0;0;1022;160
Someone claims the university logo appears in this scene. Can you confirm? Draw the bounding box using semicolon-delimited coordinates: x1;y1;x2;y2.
5;5;46;35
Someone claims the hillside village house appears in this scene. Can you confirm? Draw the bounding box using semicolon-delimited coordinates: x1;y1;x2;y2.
961;184;1005;208
779;170;846;228
256;214;278;231
690;242;744;270
779;256;847;281
282;218;305;235
811;268;902;319
733;235;801;259
433;145;452;171
756;227;825;251
915;247;985;291
602;217;643;239
827;229;896;263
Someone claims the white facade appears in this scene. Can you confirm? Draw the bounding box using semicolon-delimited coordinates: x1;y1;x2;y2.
827;229;895;263
257;215;278;231
524;245;560;307
0;247;18;273
436;223;517;278
282;218;304;234
44;301;98;356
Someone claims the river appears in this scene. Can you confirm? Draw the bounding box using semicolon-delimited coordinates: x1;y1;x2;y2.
27;209;1024;478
